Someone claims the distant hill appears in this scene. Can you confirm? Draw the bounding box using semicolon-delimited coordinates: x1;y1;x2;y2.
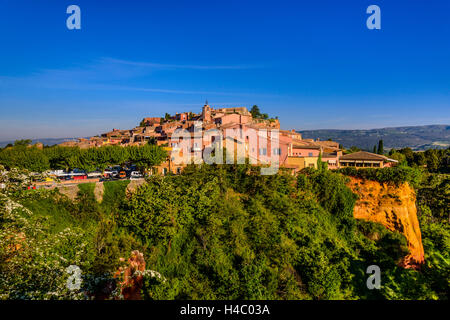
0;138;79;148
299;125;450;151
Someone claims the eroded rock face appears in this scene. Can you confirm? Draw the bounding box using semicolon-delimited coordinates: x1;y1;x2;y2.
114;250;146;300
347;177;424;269
126;179;147;197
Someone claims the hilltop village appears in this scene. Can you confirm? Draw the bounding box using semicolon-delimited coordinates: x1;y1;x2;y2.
60;103;397;174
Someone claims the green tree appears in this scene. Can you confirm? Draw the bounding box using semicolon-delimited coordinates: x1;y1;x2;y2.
347;146;361;153
317;152;327;171
389;152;407;165
377;140;384;155
148;137;157;145
424;149;439;172
128;145;167;170
414;152;426;167
250;105;261;118
14;139;32;147
399;147;414;165
0;145;49;172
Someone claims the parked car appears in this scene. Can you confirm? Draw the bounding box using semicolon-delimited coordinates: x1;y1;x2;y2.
100;176;114;182
87;171;102;178
130;171;144;179
48;170;65;175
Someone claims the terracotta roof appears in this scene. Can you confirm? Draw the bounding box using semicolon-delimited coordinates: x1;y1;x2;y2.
314;140;339;147
292;145;321;150
339;151;389;161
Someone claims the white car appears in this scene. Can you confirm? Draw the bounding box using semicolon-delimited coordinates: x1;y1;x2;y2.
130;171;144;179
87;171;102;178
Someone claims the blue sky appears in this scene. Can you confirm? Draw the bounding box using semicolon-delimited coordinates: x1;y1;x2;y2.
0;0;449;140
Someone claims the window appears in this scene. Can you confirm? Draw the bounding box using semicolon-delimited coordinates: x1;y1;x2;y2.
273;148;281;155
308;152;313;157
259;148;267;156
193;142;201;150
176;167;181;174
163;168;168;175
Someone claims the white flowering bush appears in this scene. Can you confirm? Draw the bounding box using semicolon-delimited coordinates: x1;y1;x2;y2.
0;192;92;299
0;165;54;194
140;268;171;300
0;166;166;300
0;165;31;194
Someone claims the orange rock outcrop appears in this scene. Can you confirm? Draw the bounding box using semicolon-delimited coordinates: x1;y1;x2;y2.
347;177;424;269
114;250;146;300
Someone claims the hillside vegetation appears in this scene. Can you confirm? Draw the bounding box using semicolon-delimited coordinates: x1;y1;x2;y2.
0;164;448;300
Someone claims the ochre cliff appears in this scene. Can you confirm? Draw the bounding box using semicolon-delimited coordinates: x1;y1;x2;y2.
347;177;424;269
114;250;146;300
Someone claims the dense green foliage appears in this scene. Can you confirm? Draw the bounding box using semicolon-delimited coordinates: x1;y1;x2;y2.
1;163;448;300
101;180;130;215
0;175;141;299
337;166;424;187
0;144;167;172
415;174;450;299
116;165;448;299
